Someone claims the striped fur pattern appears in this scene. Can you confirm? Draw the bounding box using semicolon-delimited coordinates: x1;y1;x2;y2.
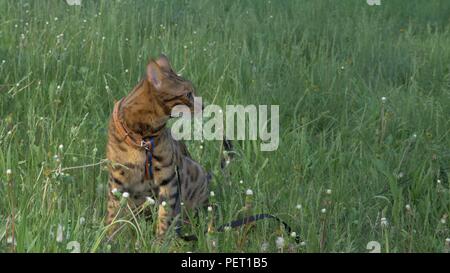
105;55;210;236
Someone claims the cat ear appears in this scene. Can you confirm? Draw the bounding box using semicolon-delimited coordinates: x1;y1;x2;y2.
156;54;172;71
146;60;163;90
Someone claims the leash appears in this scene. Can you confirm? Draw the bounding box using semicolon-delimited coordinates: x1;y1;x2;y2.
173;167;301;244
216;213;301;243
178;213;301;244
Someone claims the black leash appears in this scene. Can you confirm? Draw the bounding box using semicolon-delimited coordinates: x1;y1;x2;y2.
174;168;300;243
178;213;301;243
217;213;301;243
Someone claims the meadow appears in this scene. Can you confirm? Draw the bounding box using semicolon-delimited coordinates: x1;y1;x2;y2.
0;0;449;253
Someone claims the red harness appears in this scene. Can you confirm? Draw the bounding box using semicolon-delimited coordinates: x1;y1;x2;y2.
112;98;158;179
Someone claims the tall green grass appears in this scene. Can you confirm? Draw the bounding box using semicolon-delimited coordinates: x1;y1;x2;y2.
0;0;449;252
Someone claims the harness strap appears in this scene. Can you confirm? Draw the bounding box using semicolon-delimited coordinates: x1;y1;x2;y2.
112;98;161;149
174;166;183;236
217;213;301;243
144;137;155;180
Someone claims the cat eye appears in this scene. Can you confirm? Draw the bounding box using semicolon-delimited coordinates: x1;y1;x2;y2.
185;92;194;100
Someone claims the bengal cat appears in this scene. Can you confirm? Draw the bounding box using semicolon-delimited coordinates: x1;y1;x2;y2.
105;55;211;237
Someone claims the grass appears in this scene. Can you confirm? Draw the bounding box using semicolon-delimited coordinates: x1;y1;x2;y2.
0;0;449;253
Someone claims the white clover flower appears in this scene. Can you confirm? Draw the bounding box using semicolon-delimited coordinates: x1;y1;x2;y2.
207;206;213;212
440;218;446;224
102;36;105;40
381;97;387;103
145;196;155;205
58;144;64;151
79;217;85;225
340;66;344;70
326;189;332;195
210;191;215;197
437;179;442;184
56;224;64;243
66;0;82;6
260;242;269;251
445;238;450;245
380;217;389;228
124;69;129;73
111;188;118;194
275;237;284;249
122;192;129;198
161;201;167;207
6;169;12;176
296;204;302;210
246;189;253;196
180;202;184;206
6;236;16;246
290;232;297;238
54;17;58;21
412;133;417;139
239;179;243;184
224;226;231;232
7;131;12;135
300;241;306;247
225;160;230;165
1;60;5;64
321;208;327;214
183;45;188;49
199;145;203;149
92;147;98;153
405;204;411;211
